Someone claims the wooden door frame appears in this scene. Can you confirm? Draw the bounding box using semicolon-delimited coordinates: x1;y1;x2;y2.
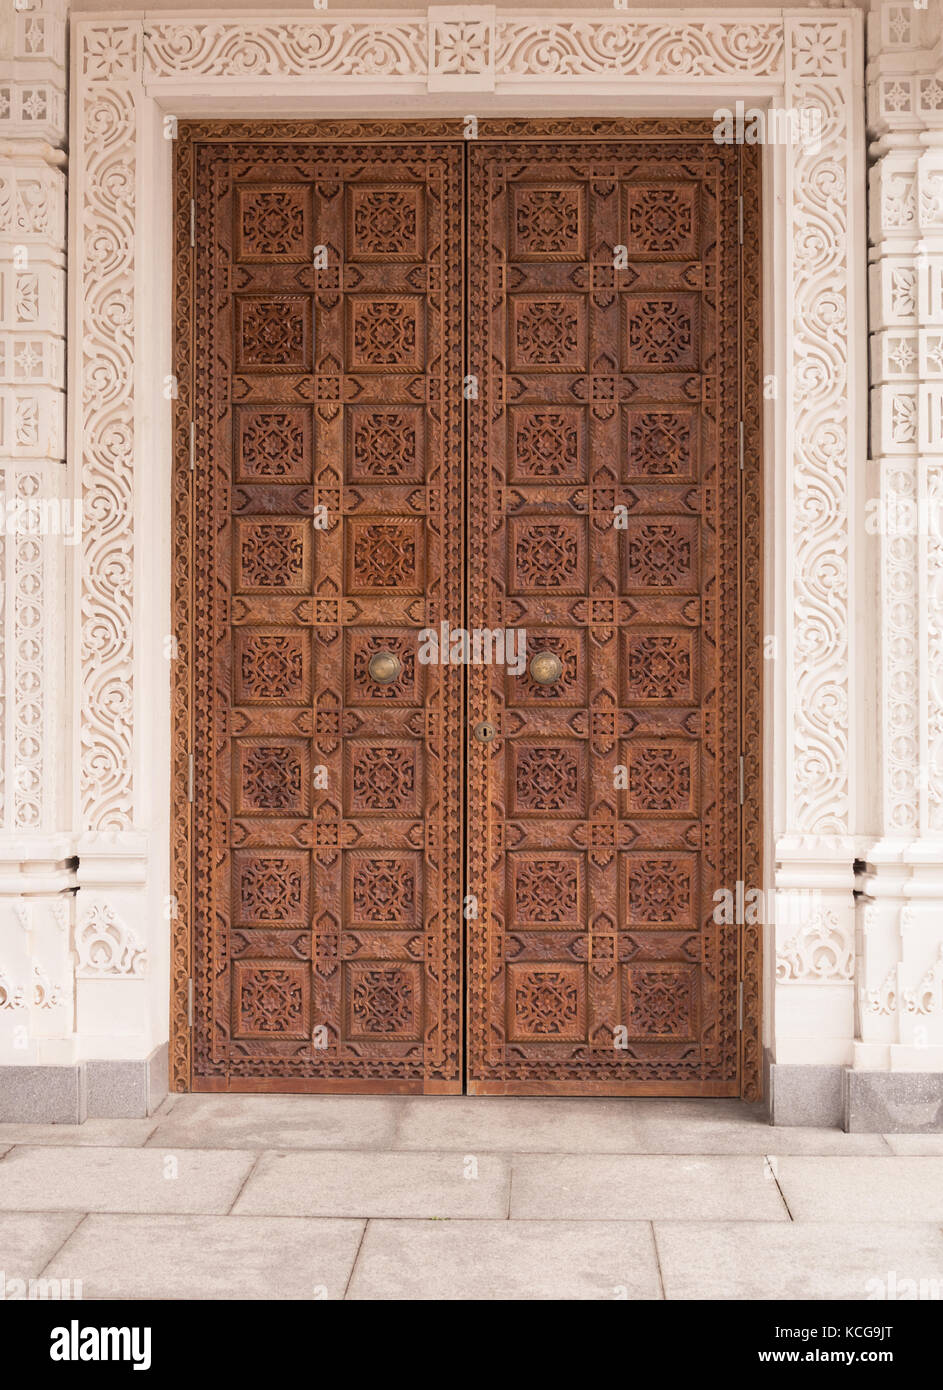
170;118;763;1100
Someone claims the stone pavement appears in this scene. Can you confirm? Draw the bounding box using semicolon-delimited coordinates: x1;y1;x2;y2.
1;1095;942;1300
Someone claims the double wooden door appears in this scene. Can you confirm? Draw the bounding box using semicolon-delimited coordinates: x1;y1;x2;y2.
173;121;761;1098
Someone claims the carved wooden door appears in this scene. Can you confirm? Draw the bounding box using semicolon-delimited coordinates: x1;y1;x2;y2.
465;133;760;1095
176;123;760;1098
180;133;464;1093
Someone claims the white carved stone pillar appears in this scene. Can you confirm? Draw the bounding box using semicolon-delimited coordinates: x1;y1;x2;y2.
0;0;76;1104
768;12;868;1121
69;16;166;1100
854;0;943;1127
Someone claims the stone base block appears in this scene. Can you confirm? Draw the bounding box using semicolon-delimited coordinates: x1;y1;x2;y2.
767;1062;845;1128
843;1070;943;1133
0;1044;168;1123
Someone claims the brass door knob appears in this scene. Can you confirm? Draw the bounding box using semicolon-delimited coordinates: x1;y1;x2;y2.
367;650;402;684
529;650;564;685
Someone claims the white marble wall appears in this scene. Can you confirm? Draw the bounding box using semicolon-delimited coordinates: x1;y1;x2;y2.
855;0;943;1072
0;0;74;1065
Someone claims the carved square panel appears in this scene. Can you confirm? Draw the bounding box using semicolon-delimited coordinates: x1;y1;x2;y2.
235;296;311;372
345;517;424;595
624;184;699;260
233;961;310;1039
344;961;422;1040
346;850;421;928
234;519;311;594
622;740;698;818
347;405;424;483
508;741;587;818
235;184;311;263
509;295;587;370
509;851;585;929
509;184;587;261
234;738;311;818
346;740;422;817
508;406;587;483
624;964;698;1041
622;294;699;370
507;963;587;1041
623;406;698;481
234;849;310;927
622;629;695;704
347;185;423;262
508;629;586;706
234;627;312;706
345;629;421;706
235;407;312;483
621;518;698;594
348;296;423;372
508;517;587;596
622;852;697;928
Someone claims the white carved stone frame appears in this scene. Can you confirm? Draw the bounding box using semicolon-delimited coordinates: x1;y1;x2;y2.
68;8;868;1076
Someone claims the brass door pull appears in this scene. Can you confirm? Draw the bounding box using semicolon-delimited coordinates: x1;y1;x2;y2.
367;650;402;684
529;650;564;685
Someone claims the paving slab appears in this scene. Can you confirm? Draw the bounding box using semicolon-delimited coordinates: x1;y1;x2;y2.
0;1119;159;1148
146;1093;399;1150
0;1146;257;1214
510;1154;790;1221
655;1221;943;1300
392;1096;645;1153
883;1133;943;1156
0;1212;84;1281
45;1214;364;1300
776;1156;943;1222
347;1219;661;1300
234;1149;510;1219
625;1099;891;1155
